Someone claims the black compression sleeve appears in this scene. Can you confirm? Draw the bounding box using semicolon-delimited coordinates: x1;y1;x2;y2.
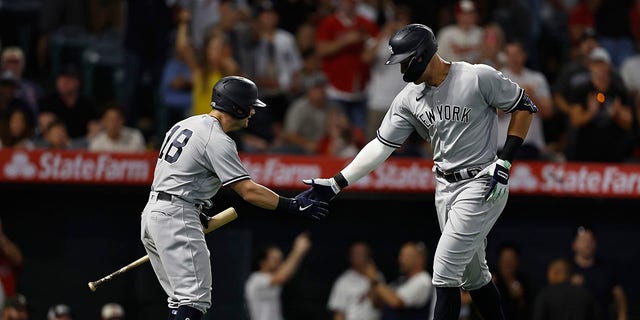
333;172;349;189
276;196;292;213
499;135;524;163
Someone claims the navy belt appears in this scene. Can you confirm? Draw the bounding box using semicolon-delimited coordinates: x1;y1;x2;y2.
435;167;482;183
157;191;173;202
155;191;203;210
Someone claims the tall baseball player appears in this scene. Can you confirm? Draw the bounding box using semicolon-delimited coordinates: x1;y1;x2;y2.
301;24;537;320
140;76;329;320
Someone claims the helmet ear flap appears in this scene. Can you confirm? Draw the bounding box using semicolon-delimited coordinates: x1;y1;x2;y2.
403;52;429;82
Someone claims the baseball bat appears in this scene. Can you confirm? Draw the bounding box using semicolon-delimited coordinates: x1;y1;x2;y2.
88;207;238;292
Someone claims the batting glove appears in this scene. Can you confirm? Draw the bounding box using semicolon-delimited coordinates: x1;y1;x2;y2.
302;178;341;202
478;159;511;202
283;189;329;220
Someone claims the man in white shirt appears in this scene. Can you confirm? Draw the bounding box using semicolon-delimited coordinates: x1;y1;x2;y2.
366;241;434;320
89;106;146;152
498;40;553;160
328;241;384;320
244;232;311;320
436;0;484;63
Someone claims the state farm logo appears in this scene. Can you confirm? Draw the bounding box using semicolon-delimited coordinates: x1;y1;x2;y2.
3;152;37;179
2;151;151;183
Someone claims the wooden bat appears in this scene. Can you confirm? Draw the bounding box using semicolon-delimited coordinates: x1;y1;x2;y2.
88;207;238;292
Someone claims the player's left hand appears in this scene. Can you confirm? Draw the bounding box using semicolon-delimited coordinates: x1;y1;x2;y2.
478;159;511;202
289;189;329;220
199;212;211;229
302;178;341;202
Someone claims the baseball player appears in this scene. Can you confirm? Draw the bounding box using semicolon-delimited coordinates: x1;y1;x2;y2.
140;76;329;320
301;24;537;320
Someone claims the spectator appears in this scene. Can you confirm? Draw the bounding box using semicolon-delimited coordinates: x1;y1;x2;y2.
565;47;634;162
175;8;240;117
38;64;99;141
212;0;255;76
492;242;532;320
0;71;34;133
89;105;146;152
273;73;332;154
245;232;312;320
0;109;34;149
327;241;384;320
362;4;412;141
159;42;193;129
491;0;533;58
251;0;303;126
550;28;602;156
100;302;125;320
289;47;322;99
532;257;597;320
499;40;553;160
0;220;23;300
36;120;73;150
47;304;72;320
436;0;484;64
183;0;222;52
570;226;628;320
1;294;28;320
477;22;506;69
294;23;317;57
318;107;362;158
1;47;43;115
315;0;379;130
366;241;434;320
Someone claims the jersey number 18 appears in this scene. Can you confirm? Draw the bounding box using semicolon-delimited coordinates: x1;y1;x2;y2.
159;125;193;164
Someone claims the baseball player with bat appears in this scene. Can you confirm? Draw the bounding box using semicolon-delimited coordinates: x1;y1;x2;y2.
141;76;328;320
302;24;537;320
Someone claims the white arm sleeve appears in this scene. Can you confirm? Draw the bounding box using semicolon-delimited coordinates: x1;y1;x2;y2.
340;139;395;185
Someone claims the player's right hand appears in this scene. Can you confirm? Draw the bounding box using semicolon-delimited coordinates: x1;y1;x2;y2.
302;178;340;202
289;189;329;220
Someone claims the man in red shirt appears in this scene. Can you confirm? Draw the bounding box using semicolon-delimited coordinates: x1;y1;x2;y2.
315;0;379;131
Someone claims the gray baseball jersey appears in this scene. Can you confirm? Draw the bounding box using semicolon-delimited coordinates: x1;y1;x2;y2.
141;114;251;313
152;114;250;204
376;61;523;290
376;62;524;171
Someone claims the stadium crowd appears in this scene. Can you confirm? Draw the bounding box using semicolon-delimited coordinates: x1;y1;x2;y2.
0;0;635;319
0;0;639;162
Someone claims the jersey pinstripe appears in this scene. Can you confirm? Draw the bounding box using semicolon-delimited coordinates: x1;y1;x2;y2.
376;62;523;171
151;115;249;204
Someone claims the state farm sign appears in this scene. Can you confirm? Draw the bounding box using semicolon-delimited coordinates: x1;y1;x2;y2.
1;149;639;198
0;150;154;184
509;163;640;197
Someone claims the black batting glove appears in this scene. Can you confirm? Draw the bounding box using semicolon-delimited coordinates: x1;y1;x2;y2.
277;189;329;220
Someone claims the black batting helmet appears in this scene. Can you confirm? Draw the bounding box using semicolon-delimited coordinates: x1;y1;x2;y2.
211;76;266;119
385;24;438;83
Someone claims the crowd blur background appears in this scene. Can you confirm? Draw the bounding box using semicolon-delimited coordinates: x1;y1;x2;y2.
0;0;639;162
0;0;639;319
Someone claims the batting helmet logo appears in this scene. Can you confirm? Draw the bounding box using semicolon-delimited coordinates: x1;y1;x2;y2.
386;24;438;83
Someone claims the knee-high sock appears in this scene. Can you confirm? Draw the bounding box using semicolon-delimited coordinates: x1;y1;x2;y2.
174;305;203;320
468;281;505;320
433;287;461;320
